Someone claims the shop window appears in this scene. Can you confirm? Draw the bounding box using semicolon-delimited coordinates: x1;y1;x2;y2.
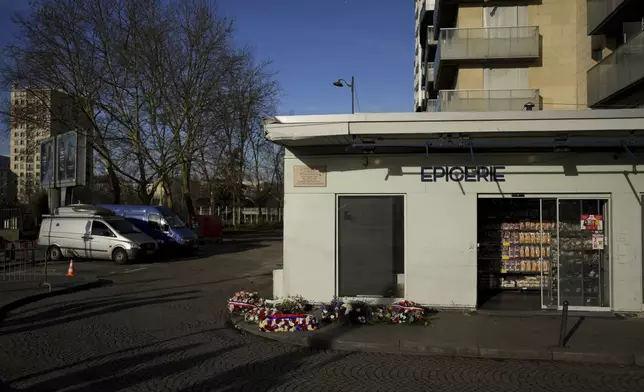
477;197;610;311
337;195;405;298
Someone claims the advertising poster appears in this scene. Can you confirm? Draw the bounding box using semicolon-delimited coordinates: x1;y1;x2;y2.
39;138;55;186
581;214;603;231
56;131;77;186
592;234;605;250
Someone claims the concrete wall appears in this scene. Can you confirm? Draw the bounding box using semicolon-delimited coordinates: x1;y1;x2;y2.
281;150;644;312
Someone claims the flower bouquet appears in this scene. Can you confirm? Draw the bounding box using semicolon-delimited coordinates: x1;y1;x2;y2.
259;314;319;332
342;301;373;325
387;300;429;325
227;291;264;316
244;306;278;324
273;295;308;314
319;297;344;323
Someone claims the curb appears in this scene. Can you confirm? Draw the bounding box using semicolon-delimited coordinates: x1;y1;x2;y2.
0;278;113;322
234;320;644;366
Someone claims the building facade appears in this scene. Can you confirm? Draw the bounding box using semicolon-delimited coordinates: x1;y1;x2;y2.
0;155;17;206
9;87;92;202
586;0;644;109
266;109;644;313
415;0;643;113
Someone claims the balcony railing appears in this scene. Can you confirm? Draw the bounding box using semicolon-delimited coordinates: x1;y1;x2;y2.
587;28;644;107
438;89;540;112
423;62;435;85
426;99;439;112
587;0;628;35
438;26;540;61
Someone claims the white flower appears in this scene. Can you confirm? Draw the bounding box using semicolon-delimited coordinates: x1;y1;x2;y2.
330;315;335;320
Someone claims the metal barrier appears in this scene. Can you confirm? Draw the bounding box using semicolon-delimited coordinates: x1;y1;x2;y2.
558;300;570;348
1;240;48;285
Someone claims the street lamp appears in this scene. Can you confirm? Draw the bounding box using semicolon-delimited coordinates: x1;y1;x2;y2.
333;76;355;114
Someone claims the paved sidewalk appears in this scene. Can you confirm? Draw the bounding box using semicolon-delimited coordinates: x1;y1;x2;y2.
237;311;644;366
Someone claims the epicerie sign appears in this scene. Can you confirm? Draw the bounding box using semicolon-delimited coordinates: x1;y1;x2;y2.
421;166;506;182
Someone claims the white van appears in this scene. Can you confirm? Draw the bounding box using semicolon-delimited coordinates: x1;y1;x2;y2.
38;204;158;264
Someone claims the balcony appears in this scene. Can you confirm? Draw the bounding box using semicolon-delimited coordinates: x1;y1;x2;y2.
433;0;538;40
434;26;540;89
438;89;540;112
426;99;439;112
423;62;435;86
587;0;644;36
439;26;540;61
587;29;644;108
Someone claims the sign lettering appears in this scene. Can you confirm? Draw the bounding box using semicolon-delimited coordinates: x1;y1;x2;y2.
421;166;506;182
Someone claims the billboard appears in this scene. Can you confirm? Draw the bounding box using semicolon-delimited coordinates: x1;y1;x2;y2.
40;138;55;186
56;131;78;187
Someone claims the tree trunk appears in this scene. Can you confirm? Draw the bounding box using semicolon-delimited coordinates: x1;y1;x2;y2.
181;162;195;217
107;162;121;204
161;175;173;208
137;183;152;205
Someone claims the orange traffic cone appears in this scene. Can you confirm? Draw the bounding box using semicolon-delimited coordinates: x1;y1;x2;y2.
66;259;75;277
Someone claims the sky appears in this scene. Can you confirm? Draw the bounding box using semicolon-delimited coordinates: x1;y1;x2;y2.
0;0;414;155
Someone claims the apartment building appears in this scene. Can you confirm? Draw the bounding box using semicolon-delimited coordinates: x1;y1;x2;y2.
9;87;92;202
414;0;640;112
587;0;644;108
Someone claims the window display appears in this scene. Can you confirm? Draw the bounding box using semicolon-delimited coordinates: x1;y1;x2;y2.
478;199;553;294
477;197;610;311
558;199;609;308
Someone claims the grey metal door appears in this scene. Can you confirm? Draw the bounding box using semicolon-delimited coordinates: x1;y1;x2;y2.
338;196;404;298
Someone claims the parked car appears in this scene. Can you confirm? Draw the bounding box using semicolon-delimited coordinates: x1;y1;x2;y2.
38;205;158;264
97;204;199;251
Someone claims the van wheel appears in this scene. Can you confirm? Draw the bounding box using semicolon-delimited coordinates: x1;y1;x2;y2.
48;246;63;262
112;248;128;265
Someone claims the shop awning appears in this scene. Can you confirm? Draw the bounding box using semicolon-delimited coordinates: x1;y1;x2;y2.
263;109;644;149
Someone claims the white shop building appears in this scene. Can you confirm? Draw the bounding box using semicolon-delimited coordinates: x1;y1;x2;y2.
264;110;644;313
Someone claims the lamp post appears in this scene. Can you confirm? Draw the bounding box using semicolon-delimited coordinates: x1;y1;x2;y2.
333;76;355;114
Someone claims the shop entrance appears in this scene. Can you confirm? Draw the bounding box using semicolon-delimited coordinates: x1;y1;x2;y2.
477;197;611;311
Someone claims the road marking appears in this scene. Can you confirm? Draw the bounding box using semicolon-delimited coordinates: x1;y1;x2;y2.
112;267;147;275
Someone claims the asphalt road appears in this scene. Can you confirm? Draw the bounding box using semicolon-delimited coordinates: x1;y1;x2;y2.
1;231;644;392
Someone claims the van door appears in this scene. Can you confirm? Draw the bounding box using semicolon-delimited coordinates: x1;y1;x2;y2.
86;220;117;260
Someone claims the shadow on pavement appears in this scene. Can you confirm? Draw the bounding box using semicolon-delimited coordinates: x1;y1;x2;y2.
0;290;201;335
16;343;243;392
173;347;353;392
8;327;228;385
54;273;273;305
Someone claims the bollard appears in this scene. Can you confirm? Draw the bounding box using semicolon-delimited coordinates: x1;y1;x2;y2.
558;300;569;348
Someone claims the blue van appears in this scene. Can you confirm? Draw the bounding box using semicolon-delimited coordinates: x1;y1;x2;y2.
97;205;199;250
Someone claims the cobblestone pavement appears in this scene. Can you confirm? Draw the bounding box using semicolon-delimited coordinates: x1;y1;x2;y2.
2;232;644;392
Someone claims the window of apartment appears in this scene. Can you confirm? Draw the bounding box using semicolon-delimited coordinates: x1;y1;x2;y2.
13;164;17;170
14;148;17;153
19;140;24;145
36;164;40;170
19;172;24;177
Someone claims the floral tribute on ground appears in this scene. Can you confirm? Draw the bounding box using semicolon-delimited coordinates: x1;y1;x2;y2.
373;300;430;325
227;291;264;316
259;314;319;332
227;291;433;331
227;292;319;332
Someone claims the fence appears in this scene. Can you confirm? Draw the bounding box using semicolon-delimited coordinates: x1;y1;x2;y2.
1;240;48;284
197;206;283;227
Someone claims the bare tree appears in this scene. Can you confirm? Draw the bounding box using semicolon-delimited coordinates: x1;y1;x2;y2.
1;0;282;217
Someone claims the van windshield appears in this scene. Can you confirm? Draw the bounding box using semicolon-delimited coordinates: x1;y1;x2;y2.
107;219;141;234
163;213;186;228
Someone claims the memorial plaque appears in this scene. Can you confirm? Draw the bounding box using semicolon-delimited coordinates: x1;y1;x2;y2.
293;165;326;187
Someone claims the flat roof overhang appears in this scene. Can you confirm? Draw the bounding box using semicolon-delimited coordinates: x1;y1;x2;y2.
264;109;644;145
